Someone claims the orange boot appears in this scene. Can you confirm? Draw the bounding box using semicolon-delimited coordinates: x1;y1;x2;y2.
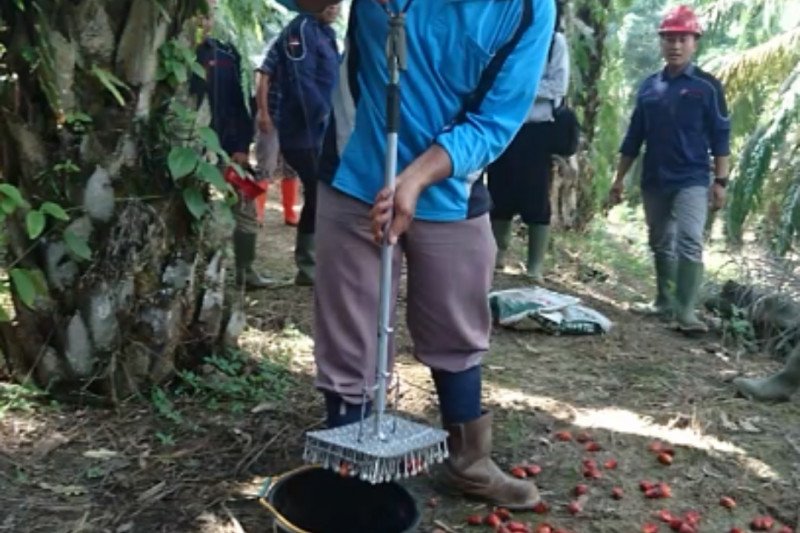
251;181;269;224
281;178;300;226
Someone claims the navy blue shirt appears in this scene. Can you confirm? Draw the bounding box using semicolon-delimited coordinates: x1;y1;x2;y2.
619;64;730;191
193;38;254;155
272;14;339;151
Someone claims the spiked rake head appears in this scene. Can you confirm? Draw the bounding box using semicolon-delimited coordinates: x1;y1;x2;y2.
303;414;449;484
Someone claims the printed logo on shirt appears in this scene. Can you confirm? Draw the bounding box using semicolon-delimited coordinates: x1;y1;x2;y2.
287;35;305;60
680;88;704;98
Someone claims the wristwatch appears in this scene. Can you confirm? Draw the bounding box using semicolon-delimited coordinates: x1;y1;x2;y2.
713;177;729;188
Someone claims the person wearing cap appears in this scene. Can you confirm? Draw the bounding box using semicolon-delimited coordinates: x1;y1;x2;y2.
607;5;731;334
274;0;555;509
255;35;302;228
265;4;340;286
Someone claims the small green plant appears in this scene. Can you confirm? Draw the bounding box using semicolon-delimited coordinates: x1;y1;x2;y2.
155;431;176;446
157;39;205;89
0;382;44;417
84;466;105;480
722;305;757;351
62;111;92;134
150;386;183;425
176;348;294;411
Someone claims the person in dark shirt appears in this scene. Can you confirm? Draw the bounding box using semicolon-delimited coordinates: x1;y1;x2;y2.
193;9;272;288
254;36;301;228
607;5;730;334
488;1;569;282
263;5;340;286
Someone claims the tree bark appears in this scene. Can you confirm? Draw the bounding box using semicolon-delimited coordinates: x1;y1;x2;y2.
553;0;613;230
0;0;229;400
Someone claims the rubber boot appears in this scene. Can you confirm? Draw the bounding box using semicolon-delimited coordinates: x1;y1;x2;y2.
439;412;540;510
324;392;372;428
233;230;273;289
733;347;800;402
526;224;550;283
281;178;300;226
294;232;315;286
633;257;676;319
674;259;708;333
491;219;512;271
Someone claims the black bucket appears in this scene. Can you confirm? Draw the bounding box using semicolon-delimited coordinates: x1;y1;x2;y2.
260;466;420;533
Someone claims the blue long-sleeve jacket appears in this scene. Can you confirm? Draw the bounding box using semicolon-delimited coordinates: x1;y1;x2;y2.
276;0;555;222
192;38;254;155
619;64;731;191
272;14;339;150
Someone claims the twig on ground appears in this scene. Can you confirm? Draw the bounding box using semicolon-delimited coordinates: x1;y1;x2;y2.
235;424;290;475
221;504;247;533
433;520;458;533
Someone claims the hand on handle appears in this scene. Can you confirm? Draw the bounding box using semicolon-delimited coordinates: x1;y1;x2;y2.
370;177;422;245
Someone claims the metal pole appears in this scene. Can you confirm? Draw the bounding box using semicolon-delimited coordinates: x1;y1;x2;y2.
374;14;404;440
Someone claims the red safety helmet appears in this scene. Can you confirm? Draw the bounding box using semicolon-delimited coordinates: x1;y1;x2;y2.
659;5;702;36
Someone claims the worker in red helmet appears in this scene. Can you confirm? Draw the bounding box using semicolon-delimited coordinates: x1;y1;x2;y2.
607;5;730;334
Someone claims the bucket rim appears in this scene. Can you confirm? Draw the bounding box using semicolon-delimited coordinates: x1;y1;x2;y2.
258;465;317;533
257;464;420;533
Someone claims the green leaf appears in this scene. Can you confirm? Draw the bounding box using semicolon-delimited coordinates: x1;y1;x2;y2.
190;60;206;79
10;269;36;308
63;230;92;261
27;269;49;295
40;202;69;221
90;65;128;107
0;305;10;322
1;197;17;215
167;147;199;180
25;210;45;239
196;161;228;191
182;186;207;219
0;184;28;208
173;63;188;84
198;127;223;155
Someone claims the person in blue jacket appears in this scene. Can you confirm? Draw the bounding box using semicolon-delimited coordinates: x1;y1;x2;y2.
278;0;554;508
266;5;340;286
192;11;272;288
607;5;730;334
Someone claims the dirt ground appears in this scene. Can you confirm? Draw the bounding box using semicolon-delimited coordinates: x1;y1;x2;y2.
1;196;799;533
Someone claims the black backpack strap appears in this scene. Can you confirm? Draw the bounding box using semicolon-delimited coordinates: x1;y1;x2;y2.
456;0;534;122
345;5;361;104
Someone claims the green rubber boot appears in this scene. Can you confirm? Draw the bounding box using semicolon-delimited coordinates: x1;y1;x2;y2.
674;259;707;334
633;257;676;319
733;347;800;402
491;219;513;271
233;230;273;289
526;224;550;283
294;232;315;287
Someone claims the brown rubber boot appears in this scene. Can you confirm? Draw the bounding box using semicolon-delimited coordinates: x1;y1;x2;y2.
439;412;539;510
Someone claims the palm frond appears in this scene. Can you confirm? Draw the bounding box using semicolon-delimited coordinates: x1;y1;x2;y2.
727;61;800;243
699;0;788;37
705;26;800;101
774;156;800;255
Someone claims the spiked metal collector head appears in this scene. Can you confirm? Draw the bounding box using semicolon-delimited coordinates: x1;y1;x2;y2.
303;414;449;484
